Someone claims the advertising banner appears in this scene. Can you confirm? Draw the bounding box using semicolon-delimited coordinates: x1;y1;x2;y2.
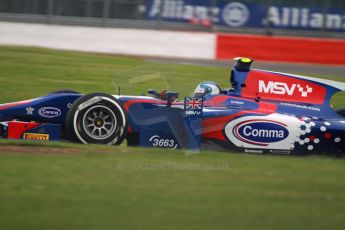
146;0;345;32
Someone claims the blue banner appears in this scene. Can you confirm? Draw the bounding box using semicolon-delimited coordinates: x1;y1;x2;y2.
146;0;345;32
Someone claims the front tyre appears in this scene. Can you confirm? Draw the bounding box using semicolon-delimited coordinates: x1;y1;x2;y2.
65;93;127;145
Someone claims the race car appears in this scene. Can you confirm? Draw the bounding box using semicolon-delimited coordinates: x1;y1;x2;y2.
0;57;344;155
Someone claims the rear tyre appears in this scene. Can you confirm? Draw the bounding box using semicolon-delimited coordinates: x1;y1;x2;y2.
65;93;127;145
336;108;345;118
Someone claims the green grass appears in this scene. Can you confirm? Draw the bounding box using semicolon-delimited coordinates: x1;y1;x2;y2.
1;140;345;230
0;46;344;107
0;46;345;230
0;46;228;102
0;141;345;230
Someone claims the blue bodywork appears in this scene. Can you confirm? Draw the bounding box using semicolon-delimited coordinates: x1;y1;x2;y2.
0;65;344;155
0;94;81;124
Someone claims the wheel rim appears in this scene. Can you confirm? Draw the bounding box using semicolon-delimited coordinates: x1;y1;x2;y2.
82;105;117;140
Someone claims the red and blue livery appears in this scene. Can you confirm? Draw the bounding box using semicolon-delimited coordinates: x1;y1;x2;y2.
0;58;344;155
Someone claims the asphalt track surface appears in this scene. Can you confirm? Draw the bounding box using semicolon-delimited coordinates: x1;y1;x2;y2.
147;58;345;78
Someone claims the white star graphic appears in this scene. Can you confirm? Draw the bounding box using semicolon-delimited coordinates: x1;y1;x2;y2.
26;107;34;115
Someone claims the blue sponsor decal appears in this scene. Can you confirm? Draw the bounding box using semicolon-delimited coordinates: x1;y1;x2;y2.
38;107;61;118
146;0;345;31
184;97;203;117
149;135;178;149
146;0;264;27
233;120;289;145
139;128;180;149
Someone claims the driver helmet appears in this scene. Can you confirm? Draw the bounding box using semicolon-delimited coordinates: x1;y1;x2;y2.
193;81;221;98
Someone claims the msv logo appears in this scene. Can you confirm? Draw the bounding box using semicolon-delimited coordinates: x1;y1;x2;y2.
233;120;289;146
184;97;203;117
38;107;61;118
259;80;313;97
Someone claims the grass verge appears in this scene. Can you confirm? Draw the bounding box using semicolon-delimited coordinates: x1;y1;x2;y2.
0;46;345;229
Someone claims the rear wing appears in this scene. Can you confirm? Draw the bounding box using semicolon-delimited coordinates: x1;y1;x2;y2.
234;69;345;105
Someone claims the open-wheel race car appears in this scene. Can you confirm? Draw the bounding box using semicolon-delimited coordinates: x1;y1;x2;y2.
0;58;345;155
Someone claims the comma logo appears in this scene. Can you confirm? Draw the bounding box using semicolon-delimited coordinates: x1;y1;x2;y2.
233;120;289;146
222;2;249;27
38;107;61;118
